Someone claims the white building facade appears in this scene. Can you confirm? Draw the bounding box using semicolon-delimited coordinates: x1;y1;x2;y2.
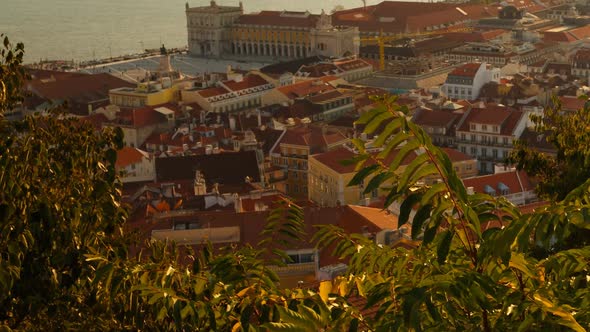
442;62;500;100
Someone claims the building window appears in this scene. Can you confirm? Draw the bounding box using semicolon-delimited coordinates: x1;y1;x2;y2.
492;149;498;159
286;250;315;264
482;124;488;131
481;148;487;157
470;147;477;155
470;124;476;130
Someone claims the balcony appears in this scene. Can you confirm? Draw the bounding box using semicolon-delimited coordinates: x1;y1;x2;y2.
455;138;513;148
268;262;316;275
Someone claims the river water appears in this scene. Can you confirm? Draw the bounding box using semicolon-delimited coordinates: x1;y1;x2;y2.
1;0;379;63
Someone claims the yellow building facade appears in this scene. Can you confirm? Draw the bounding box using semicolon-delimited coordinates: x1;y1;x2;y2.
109;80;180;108
309;147;478;207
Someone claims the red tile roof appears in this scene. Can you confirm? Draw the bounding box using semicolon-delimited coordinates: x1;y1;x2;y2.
307;90;345;103
413;109;460;128
441;148;474;162
81;113;108;130
222;74;270;91
558;96;586;111
543;25;590;43
276;76;339;99
116;106;167;128
448;63;482;78
332;1;500;34
334;58;373;71
28;72;133;100
297;63;341;78
277;126;349;153
198;86;230;98
463;170;533;195
444;29;507;42
457;106;524;135
347;205;399;230
116;147;148;168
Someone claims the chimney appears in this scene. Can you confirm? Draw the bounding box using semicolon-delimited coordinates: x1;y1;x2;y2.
229;116;236;130
194;170;207;195
233;193;242;212
257;109;262;127
364;197;371;206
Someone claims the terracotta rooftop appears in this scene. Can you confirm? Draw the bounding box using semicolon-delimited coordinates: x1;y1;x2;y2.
457;106;524;135
155;150;261;184
413;109;460;128
276;76;338;100
332;1;500;33
297;63;341;78
116;147;149;169
346;205;399;230
222;74;270;91
558;96;586;111
441;147;474;162
81;113;109;130
307;90;345;103
544;25;590;43
334;58;373;71
113;105;167;128
448;63;482;78
444;29;507;42
198;86;230;98
277;125;349;153
463;170;533;196
573;48;590;63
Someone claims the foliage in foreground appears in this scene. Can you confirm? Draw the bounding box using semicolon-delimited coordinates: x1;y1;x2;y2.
509;96;590;201
1;35;590;331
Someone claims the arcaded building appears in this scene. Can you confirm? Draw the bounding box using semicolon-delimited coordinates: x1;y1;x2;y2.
186;1;359;60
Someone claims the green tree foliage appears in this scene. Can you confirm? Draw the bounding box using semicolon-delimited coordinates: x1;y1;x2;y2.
509;97;590;200
0;34;26;115
2;36;590;331
313;95;590;331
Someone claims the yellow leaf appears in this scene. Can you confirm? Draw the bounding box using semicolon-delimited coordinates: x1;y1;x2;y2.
319;280;331;302
237;285;254;298
231;322;241;332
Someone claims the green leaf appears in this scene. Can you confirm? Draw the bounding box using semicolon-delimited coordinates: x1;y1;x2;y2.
363;172;394;194
398;193;421;228
364;112;394;135
378;132;410;160
411;204;432;240
396;152;429;190
389;139;421;172
436;230;453;265
421;182;447;206
373;117;402;147
509;253;536;280
355;106;386;125
348;164;380;187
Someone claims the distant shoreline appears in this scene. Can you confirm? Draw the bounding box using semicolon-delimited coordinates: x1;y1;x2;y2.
25;46;188;71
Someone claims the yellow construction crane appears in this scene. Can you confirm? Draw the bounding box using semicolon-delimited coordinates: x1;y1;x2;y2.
358;27;474;71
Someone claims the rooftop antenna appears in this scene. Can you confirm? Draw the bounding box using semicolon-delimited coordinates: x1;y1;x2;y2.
362;0;366;10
